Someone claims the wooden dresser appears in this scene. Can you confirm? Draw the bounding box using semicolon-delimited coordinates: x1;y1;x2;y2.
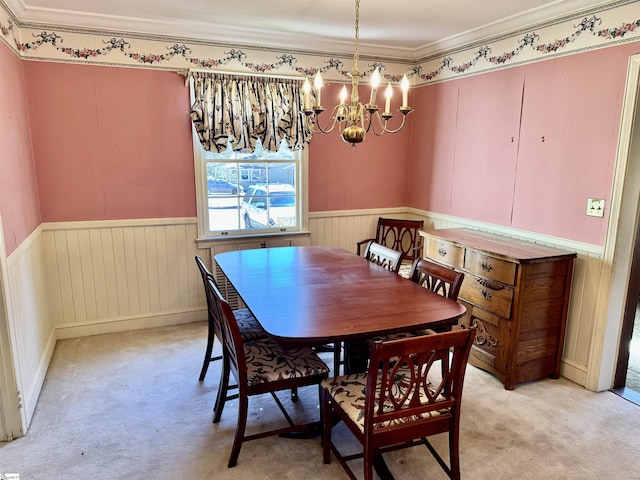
420;228;576;390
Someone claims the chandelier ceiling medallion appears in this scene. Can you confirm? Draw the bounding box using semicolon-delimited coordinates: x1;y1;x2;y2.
302;0;413;146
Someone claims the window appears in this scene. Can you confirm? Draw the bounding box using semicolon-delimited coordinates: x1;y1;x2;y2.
194;137;307;239
189;71;310;240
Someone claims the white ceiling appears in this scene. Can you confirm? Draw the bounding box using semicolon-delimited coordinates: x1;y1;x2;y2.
3;0;616;60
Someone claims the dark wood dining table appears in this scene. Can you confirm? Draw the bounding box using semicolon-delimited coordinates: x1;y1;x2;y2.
214;245;466;351
215;245;467;480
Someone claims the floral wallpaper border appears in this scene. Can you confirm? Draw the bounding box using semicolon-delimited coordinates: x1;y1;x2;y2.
1;0;639;86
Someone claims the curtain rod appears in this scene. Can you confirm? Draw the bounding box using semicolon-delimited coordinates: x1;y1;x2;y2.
180;68;305;86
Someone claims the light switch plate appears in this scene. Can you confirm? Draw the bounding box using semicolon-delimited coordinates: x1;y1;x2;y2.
587;198;605;217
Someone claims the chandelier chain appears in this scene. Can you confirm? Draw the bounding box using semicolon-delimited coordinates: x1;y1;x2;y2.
300;0;412;146
353;0;360;74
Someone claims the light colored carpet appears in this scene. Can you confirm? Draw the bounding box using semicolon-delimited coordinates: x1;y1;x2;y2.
1;322;639;480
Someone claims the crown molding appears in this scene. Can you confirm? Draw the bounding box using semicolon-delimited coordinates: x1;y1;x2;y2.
1;0;631;62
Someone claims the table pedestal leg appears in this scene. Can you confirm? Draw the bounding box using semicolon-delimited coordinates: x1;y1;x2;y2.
344;339;370;374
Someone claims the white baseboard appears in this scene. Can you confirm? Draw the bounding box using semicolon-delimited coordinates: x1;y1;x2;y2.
55;308;207;340
560;358;588;387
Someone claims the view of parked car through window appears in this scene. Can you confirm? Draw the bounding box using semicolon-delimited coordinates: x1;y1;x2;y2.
241;184;296;229
201;139;299;234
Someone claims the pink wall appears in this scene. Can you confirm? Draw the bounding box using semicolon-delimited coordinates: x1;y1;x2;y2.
0;42;41;255
409;41;640;245
308;82;412;212
24;62;195;222
510;46;634;244
450;67;525;226
407;80;459;213
6;41;640;248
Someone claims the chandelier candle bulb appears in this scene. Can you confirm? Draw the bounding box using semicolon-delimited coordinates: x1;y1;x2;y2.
369;69;380;105
340;85;348;104
385;82;393;114
302;78;312;110
314;71;323;108
401;74;409;108
338;86;348;119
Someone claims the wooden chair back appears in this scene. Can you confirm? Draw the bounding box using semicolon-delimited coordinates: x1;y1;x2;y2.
364;241;404;274
322;328;476;480
365;328;475;478
204;276;246;384
410;258;464;301
195;255;224;380
358;217;424;262
195;255;217;318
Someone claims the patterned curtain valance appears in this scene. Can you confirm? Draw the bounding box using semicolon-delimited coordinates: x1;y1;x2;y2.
189;72;311;153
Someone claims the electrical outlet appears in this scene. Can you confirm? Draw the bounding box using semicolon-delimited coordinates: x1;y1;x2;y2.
586;198;605;217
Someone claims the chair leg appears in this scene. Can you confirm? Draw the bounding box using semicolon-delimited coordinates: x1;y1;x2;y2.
213;354;230;423
320;387;331;464
363;449;375;480
199;325;215;381
449;427;461;480
228;392;249;468
333;342;341;376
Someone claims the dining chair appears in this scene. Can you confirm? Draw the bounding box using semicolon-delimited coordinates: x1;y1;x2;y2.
411;257;464;303
205;276;330;468
357;217;424;278
330;241;405;376
194;255;267;381
320;328;476;480
363;241;405;274
409;257;465;334
373;258;465;344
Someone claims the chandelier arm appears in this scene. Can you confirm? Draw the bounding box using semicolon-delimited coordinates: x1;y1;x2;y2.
306;105;345;134
368;111;412;135
303;0;413;146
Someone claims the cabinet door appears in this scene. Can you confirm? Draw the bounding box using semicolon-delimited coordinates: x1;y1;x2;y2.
450;67;525;226
460;301;509;374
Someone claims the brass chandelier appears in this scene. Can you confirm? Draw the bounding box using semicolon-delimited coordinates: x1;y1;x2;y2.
302;0;412;145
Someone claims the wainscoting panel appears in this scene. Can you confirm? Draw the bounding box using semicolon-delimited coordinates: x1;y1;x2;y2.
309;208;410;253
3;210;606;439
6;227;55;430
0;212;604;441
42;220;206;338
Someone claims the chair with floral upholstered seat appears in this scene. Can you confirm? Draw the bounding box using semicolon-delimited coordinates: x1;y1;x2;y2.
330;241;405;376
411;257;464;306
371;257;465;345
357;217;424;278
363;241;405;274
195;255;267;382
320;328;476;480
205;276;329;468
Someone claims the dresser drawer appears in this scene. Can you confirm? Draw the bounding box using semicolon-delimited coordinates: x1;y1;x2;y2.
426;237;464;268
465;249;516;285
460;274;514;319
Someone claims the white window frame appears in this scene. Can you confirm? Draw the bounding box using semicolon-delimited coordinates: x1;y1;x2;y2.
192;129;309;242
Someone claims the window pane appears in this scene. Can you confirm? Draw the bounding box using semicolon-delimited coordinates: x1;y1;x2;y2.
240;175;297;230
201;142;299;235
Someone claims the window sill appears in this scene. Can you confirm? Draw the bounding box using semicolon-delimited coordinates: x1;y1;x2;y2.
195;230;311;246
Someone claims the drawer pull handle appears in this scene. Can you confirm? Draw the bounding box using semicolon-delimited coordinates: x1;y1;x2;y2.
481;289;492;300
437;247;447;257
481;261;493;272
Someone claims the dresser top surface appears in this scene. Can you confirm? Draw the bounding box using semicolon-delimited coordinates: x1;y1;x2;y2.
422;228;577;263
